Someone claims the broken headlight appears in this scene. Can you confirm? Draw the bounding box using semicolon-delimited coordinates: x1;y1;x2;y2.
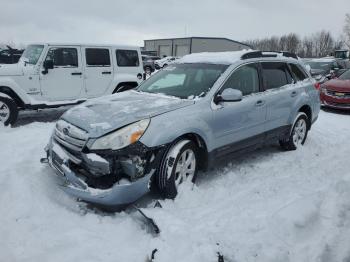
89;119;150;150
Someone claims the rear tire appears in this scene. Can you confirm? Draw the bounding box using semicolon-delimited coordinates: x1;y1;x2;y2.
279;113;309;151
0;96;18;126
157;140;198;199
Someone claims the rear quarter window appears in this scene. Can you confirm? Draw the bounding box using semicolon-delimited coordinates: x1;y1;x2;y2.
289;63;308;81
116;50;139;67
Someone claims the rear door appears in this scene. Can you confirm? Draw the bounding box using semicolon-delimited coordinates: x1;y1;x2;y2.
261;62;297;134
83;47;113;98
40;46;84;101
211;63;267;154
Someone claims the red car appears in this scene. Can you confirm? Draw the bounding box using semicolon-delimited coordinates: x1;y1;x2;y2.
320;69;350;110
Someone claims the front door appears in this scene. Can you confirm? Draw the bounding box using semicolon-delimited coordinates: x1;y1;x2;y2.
40;46;84;101
83;47;113;98
211;63;267;155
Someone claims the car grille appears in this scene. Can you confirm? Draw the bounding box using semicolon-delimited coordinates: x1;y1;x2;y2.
53;120;89;152
326;89;350;98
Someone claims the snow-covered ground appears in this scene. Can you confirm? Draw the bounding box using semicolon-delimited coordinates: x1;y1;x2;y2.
1;109;350;262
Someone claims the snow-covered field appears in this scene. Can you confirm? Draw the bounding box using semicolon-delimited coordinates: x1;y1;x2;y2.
1;109;350;262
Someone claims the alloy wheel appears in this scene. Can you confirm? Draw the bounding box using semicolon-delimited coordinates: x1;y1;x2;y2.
174;149;196;189
0;101;10;123
292;118;307;146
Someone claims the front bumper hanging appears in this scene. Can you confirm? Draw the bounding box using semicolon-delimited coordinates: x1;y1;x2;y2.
42;138;162;209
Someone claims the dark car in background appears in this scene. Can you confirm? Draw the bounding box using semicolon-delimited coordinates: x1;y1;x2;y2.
305;58;345;81
0;46;24;64
320;69;350;110
142;55;160;74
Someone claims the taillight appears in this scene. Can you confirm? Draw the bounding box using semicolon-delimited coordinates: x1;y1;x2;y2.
314;82;321;89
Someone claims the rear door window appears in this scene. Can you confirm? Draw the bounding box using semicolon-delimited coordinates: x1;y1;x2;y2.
261;62;292;90
116;50;139;67
85;48;110;66
289;63;308;81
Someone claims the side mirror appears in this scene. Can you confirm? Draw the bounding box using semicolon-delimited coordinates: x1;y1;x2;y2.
42;60;54;74
215;88;243;104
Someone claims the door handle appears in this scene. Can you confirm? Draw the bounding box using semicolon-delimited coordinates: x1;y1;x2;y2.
102;71;112;75
291;91;298;97
255;100;265;107
71;72;82;75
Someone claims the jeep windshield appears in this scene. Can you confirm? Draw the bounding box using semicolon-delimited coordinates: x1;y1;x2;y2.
21;45;44;65
138;63;228;99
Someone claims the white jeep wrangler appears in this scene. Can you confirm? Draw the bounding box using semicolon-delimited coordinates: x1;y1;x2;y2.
0;43;143;125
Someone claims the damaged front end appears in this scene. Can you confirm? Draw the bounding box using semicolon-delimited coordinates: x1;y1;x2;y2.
42;120;166;210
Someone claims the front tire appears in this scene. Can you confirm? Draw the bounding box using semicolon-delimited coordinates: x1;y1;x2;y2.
279;113;309;151
158;140;198;199
0;96;18;126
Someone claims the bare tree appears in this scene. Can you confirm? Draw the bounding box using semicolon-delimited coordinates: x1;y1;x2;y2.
302;36;314;58
245;30;338;58
313;31;334;57
344;13;350;48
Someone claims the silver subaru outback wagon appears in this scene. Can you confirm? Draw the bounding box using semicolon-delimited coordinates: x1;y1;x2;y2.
42;50;320;209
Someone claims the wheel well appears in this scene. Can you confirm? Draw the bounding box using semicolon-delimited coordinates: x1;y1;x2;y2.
298;105;312;129
113;82;139;93
0;86;24;107
178;133;208;171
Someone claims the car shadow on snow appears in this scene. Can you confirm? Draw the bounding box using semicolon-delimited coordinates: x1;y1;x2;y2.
195;142;282;186
14;106;71;127
321;107;350;115
127;142;283;212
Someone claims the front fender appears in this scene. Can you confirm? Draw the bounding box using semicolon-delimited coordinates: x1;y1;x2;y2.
0;77;31;104
139;103;214;151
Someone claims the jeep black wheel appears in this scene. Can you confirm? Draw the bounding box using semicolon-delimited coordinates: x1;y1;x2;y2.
144;66;152;75
113;85;134;94
0;96;18;126
280;113;309;151
158;140;198;199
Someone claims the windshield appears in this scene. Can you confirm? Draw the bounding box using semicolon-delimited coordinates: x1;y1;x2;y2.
335;51;348;59
339;70;350;80
138;63;228;98
21;45;44;64
307;61;332;71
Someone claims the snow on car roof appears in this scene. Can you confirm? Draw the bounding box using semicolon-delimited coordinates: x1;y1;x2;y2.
178;50;299;65
178;50;251;65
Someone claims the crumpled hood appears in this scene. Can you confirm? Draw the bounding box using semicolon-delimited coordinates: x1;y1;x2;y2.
0;63;23;76
62;90;195;138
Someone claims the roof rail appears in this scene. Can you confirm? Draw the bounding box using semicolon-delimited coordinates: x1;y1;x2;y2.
241;51;298;60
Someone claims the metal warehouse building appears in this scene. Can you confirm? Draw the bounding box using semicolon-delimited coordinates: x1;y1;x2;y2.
143;37;251;57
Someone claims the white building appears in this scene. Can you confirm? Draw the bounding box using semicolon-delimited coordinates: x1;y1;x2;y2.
143;37;251;57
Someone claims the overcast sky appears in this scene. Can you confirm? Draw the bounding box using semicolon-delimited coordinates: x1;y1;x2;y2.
0;0;348;47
